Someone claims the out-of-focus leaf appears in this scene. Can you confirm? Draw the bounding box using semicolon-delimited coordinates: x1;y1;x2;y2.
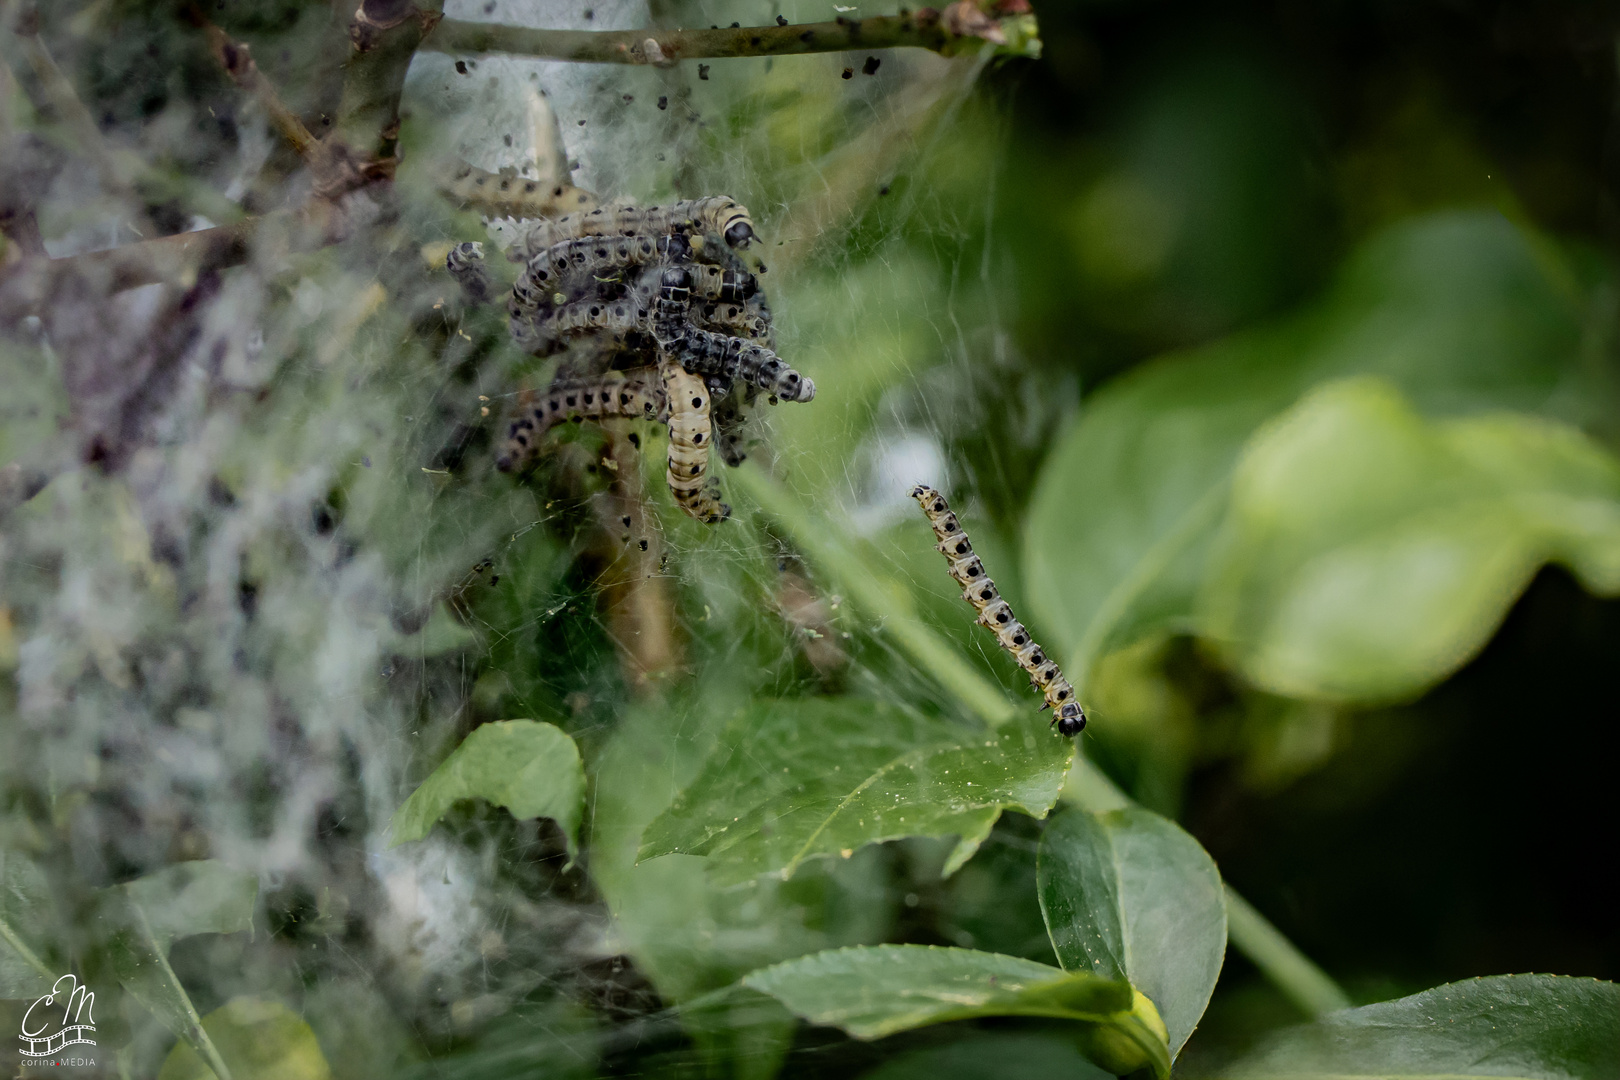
1026;212;1596;688
390;719;584;859
1037;807;1226;1057
0;849;55;998
119;861;259;953
157;997;332;1080
639;699;1072;886
742;944;1169;1078
858;1032;1115;1080
1200;378;1620;701
1212;974;1620;1079
100;861;259;1080
680;987;799;1080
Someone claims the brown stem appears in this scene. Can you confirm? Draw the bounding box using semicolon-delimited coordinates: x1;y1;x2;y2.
193;16;322;163
592;427;680;692
337;1;445;163
422;8;1036;65
0;217;256;325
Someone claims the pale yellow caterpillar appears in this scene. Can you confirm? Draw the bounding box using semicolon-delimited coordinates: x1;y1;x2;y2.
661;362;729;523
439;160;599;221
910;485;1086;736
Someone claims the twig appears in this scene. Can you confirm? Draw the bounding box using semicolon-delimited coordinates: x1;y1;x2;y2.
422;7;1039;66
0;217;256;325
190;14;321;163
189;9;397;199
3;9;153;236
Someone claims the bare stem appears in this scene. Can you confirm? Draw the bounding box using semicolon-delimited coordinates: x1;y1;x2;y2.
0;218;256;324
423;10;1037;65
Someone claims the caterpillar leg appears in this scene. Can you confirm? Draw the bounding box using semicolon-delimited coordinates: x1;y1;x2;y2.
661;362;730;523
446;241;495;305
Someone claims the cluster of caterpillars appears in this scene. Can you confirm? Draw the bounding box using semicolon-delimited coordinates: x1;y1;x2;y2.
447;191;815;523
911;485;1086;737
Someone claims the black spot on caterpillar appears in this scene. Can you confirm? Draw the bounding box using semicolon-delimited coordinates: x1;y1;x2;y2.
910;485;1086;737
496;371;667;473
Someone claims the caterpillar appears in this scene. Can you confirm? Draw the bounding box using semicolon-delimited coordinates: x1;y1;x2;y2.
512;246;759;321
509;286;770;358
910;485;1086;737
445;241;495;305
515;196;762;269
661;362;730;523
439;159;600;221
495;370;668;473
653;266;811;402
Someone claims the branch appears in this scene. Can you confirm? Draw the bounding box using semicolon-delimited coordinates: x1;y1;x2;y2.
190;13;321;163
337;0;445;162
189;10;396;199
0;217;255;325
422;6;1040;65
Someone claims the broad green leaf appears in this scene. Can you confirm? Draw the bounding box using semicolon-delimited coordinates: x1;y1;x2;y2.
1213;974;1620;1079
0;849;55;998
101;861;260;1080
742;944;1170;1078
1037;807;1226;1058
1200;378;1620;700
858;1033;1115;1080
390;719;584;859
158;997;332;1080
639;699;1072;886
1026;211;1597;689
590;693;893;1007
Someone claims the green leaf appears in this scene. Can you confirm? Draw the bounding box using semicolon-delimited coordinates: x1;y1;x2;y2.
1037;807;1226;1058
742;944;1169;1078
589;694;895;1010
120;861;259;954
857;1033;1115;1080
390;719;584;859
101;861;260;1080
1025;211;1597;690
1199;378;1620;701
1212;974;1620;1079
639;699;1072;886
0;849;56;998
157;997;333;1080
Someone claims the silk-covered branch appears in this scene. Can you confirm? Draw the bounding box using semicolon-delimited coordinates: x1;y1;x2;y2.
422;5;1040;66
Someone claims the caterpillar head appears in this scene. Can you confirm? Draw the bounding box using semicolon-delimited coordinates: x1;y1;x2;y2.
1052;701;1086;737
